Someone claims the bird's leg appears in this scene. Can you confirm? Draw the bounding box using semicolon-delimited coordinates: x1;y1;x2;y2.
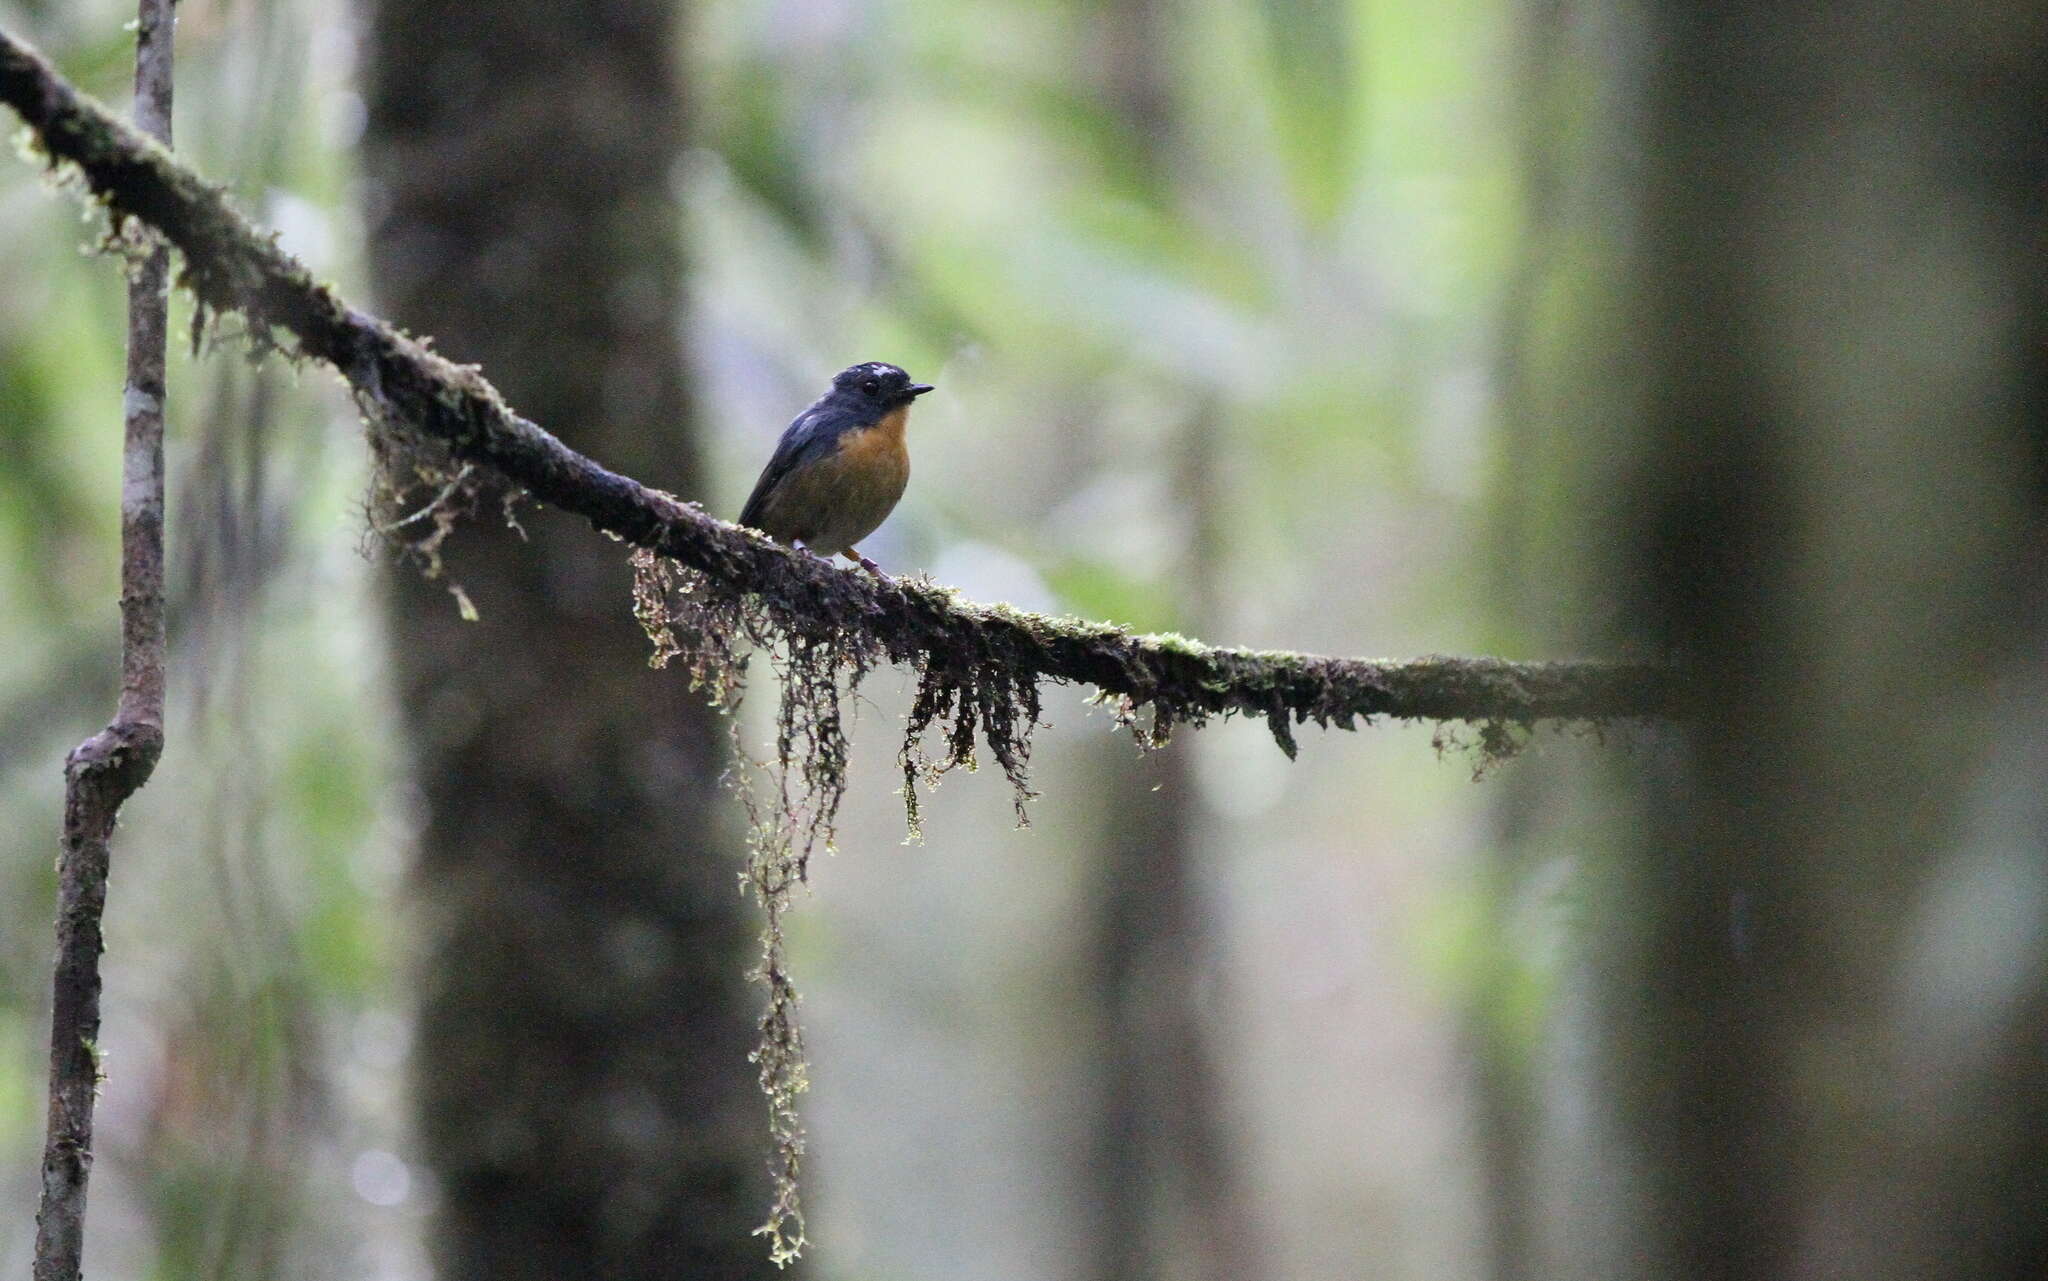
842;548;886;576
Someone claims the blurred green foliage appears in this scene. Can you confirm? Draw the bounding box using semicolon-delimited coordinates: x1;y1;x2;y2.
1;2;398;1276
0;0;1559;1275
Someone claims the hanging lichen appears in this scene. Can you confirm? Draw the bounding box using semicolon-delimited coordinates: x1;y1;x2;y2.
627;542;1064;1264
0;43;1687;1271
359;411;490;583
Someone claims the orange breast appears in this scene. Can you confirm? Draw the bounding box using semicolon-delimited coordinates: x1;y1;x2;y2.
757;407;911;555
838;406;910;474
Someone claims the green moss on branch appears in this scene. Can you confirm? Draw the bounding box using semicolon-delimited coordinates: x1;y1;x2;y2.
6;25;1693;1260
0;25;1683;757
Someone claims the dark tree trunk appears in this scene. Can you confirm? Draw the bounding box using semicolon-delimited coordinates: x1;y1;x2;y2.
360;5;770;1278
1078;4;1262;1267
1578;3;2048;1277
1080;405;1258;1280
1084;738;1257;1281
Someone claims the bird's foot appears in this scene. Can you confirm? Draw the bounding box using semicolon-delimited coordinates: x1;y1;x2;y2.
842;549;886;576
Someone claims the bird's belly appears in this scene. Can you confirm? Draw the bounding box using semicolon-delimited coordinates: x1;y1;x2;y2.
770;424;909;555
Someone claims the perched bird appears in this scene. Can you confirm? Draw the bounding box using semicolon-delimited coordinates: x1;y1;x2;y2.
739;361;935;574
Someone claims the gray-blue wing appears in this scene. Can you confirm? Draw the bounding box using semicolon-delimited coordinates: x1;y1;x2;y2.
739;409;840;532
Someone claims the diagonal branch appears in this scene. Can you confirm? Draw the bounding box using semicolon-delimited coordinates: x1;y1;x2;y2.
32;6;173;1281
0;25;1682;745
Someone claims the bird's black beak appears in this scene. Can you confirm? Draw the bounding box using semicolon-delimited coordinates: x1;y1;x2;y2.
907;383;935;397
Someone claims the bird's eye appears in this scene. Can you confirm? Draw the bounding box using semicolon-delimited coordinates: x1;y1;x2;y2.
861;379;879;396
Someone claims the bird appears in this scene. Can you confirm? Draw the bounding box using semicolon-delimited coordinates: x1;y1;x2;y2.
738;361;934;575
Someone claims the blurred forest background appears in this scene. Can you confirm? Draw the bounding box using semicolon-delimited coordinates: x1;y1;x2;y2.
2;0;2044;1279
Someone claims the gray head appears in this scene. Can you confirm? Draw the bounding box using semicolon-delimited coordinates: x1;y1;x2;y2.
829;362;934;411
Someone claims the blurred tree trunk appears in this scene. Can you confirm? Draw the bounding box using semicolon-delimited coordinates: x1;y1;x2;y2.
1570;3;2048;1278
360;5;770;1279
1077;7;1260;1276
1081;407;1258;1281
1084;735;1252;1281
1468;2;1572;1278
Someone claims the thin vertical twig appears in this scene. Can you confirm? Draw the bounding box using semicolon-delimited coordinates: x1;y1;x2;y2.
32;3;174;1279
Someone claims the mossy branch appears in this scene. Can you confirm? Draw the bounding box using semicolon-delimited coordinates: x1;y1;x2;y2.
6;23;1687;1264
0;26;1680;753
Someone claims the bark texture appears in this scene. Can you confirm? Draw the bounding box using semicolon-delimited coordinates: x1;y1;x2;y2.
359;4;770;1277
